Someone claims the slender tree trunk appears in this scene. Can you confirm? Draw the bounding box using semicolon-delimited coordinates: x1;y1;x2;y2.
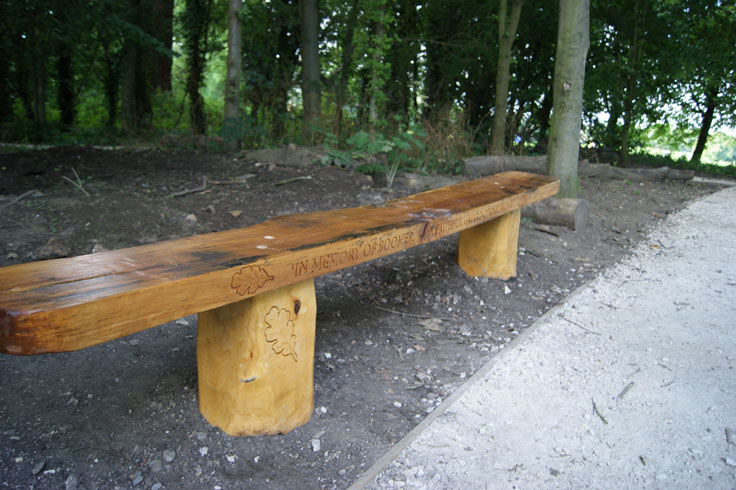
535;89;553;151
369;2;386;132
490;0;524;155
32;60;47;127
301;0;321;143
121;40;152;133
29;24;47;128
690;87;717;164
57;45;75;128
183;0;211;135
121;0;153;133
224;0;242;150
151;0;173;92
120;40;136;132
0;27;12;124
334;0;359;138
618;0;647;165
546;0;589;198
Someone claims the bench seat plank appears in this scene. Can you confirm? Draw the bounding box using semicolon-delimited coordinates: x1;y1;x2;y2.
0;171;558;355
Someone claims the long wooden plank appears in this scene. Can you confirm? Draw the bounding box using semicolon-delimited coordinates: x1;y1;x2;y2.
0;171;558;355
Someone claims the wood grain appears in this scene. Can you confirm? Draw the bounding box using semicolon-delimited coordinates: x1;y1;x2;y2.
197;279;316;435
457;208;520;280
0;171;558;355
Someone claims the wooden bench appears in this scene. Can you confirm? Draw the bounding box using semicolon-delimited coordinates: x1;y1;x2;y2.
0;171;558;436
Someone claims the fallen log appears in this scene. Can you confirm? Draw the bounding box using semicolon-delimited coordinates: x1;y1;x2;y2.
577;163;694;181
464;155;546;176
522;198;589;231
464;155;694;182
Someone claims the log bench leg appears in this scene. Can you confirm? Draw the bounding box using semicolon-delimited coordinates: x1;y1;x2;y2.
197;279;316;436
456;209;521;280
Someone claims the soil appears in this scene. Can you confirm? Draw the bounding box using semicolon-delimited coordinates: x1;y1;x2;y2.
0;146;724;490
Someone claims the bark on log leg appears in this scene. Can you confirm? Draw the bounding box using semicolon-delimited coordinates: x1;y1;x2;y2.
456;209;520;280
197;279;316;436
521;198;589;231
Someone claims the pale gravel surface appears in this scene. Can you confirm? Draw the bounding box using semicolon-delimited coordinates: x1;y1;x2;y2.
359;186;736;489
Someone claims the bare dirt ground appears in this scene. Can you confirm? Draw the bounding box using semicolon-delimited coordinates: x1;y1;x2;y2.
0;147;724;489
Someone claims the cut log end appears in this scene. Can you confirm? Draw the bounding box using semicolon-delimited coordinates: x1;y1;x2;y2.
521;198;589;231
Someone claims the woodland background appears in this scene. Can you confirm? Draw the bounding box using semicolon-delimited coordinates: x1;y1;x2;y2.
1;0;734;174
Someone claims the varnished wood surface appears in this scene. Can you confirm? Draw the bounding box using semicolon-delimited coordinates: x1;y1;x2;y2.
198;279;316;435
457;208;520;280
0;171;558;354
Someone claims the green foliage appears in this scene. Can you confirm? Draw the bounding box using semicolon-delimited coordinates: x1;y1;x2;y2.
321;124;432;187
1;0;734;168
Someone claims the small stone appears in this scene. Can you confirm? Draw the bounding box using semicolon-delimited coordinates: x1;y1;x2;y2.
725;456;736;467
91;243;108;254
36;237;72;260
726;428;735;445
31;461;45;475
504;285;512;295
151;484;163;490
199;447;208;457
6;252;18;260
148;459;162;472
132;473;144;486
226;455;236;464
175;319;189;326
184;214;197;223
393;401;403;409
163;449;176;463
65;473;80;490
311;439;321;452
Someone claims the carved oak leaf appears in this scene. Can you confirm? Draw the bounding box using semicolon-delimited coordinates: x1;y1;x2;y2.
263;307;298;361
231;265;274;296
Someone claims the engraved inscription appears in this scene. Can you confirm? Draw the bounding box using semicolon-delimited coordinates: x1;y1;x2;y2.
291;231;416;278
231;265;274;296
262;306;298;361
423;205;506;241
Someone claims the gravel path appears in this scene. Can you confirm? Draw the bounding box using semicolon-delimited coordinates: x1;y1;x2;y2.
355;186;736;489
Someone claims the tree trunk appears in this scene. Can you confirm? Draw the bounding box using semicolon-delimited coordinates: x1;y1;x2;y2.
334;0;359;138
32;60;47;127
183;0;212;135
151;0;173;92
120;0;153;133
534;89;553;151
224;0;242;151
690;86;717;164
300;0;321;144
490;0;524;155
618;0;647;166
57;44;75;128
546;0;589;198
0;22;12;124
369;2;386;132
121;40;152;133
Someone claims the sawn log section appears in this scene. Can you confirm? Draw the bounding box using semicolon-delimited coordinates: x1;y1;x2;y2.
0;171;558;435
